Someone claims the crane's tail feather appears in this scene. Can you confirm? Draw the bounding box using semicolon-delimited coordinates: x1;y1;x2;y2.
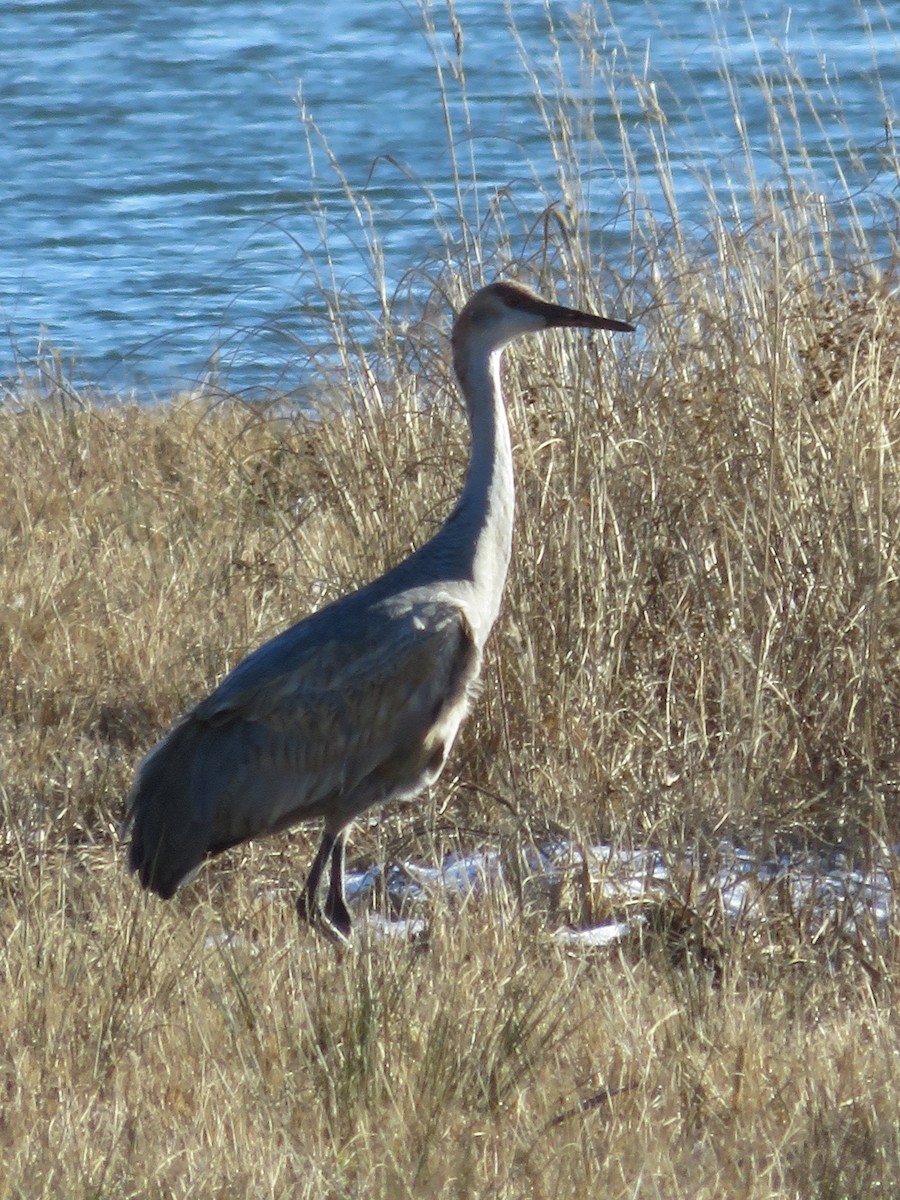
127;718;215;899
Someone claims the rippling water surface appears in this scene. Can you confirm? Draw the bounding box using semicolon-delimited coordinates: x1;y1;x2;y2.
2;0;897;395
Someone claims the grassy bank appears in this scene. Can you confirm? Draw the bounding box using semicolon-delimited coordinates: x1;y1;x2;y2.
3;1;900;1195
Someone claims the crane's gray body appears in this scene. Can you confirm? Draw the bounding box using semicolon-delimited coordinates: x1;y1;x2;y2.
130;574;484;902
126;281;632;937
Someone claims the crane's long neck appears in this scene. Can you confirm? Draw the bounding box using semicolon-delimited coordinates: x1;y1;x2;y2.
442;341;515;645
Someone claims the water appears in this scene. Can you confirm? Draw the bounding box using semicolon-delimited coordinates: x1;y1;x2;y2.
2;0;897;398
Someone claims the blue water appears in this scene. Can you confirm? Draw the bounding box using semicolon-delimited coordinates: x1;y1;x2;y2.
2;0;897;397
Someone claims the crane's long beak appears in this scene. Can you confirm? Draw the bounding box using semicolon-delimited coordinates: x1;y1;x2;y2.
542;299;634;334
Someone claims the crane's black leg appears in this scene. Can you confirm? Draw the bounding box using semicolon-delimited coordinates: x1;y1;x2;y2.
297;831;334;927
323;829;352;942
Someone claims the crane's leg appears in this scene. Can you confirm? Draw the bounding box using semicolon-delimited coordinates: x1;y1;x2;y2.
296;830;334;927
323;828;351;942
296;828;352;943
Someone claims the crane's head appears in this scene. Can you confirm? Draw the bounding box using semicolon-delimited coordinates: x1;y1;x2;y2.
452;280;633;364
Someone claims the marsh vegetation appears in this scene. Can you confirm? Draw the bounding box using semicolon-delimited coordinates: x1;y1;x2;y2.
2;2;900;1195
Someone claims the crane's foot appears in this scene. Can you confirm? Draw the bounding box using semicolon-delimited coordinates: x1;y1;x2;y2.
296;886;353;945
322;893;352;943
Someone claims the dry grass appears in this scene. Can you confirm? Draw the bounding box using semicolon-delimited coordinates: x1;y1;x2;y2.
2;841;900;1197
4;1;900;1195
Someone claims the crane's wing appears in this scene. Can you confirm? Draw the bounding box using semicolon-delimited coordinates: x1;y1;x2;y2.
127;594;480;897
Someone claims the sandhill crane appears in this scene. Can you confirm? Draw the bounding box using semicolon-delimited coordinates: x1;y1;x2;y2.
126;281;633;940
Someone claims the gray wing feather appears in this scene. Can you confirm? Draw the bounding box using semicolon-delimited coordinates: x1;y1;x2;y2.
127;596;479;897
